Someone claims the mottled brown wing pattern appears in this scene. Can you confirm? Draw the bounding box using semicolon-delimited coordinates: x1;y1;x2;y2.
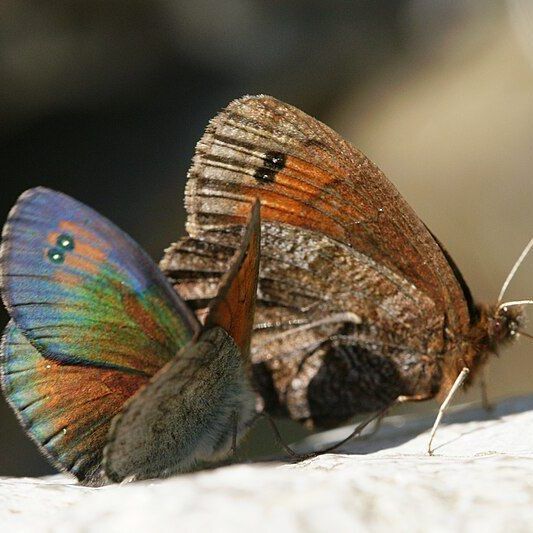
185;95;470;336
162;95;471;426
162;225;442;425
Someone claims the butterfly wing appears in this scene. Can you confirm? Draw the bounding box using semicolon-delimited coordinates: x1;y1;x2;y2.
1;187;199;374
162;95;474;425
182;95;470;337
104;204;260;481
104;327;256;482
1;322;148;484
0;188;201;482
204;200;260;360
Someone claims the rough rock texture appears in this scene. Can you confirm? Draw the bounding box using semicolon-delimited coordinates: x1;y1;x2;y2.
1;396;532;532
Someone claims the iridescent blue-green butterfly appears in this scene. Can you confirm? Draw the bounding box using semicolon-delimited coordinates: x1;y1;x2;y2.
0;187;261;485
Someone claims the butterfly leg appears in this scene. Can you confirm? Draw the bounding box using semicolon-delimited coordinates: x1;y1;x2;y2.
231;411;239;456
305;402;393;457
260;413;300;458
260;402;393;462
427;367;470;455
479;369;493;412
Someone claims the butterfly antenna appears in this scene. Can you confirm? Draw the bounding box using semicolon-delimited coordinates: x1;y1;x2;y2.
497;237;533;305
497;299;533;311
517;330;533;341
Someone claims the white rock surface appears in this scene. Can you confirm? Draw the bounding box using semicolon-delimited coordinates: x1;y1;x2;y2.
1;396;533;533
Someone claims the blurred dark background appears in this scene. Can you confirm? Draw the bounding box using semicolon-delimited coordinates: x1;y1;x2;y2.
2;0;533;477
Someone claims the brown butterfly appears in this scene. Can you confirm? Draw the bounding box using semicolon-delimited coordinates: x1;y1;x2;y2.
161;95;532;453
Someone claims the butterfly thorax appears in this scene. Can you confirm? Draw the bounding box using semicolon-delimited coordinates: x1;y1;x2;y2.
469;303;523;360
438;303;523;399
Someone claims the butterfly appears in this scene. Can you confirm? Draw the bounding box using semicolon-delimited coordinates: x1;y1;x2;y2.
0;187;261;485
161;95;532;452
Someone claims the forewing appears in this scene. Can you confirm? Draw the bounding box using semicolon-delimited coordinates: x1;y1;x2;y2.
204;200;260;360
0;187;200;374
183;95;470;338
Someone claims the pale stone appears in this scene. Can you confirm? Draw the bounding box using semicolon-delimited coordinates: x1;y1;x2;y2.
1;396;532;533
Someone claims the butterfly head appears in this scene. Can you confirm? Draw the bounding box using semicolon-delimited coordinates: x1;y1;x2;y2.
484;236;533;348
487;304;525;346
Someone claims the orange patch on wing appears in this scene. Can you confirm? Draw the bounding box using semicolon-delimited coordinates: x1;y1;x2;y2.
34;356;147;447
74;241;107;263
206;202;260;361
52;270;83;286
47;222;109;269
121;292;169;347
35;357;145;406
59;221;108;247
228;188;350;245
283;155;339;190
47;231;60;247
204;154;363;242
64;254;101;275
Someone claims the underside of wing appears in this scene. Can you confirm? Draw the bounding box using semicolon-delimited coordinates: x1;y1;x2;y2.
161;95;477;424
182;95;471;339
103;327;256;482
204;200;260;360
162;227;443;425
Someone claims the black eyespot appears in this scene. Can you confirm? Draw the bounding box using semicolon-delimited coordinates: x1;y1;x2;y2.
253;151;286;183
47;248;65;264
265;151;285;171
254;168;276;182
56;233;75;251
